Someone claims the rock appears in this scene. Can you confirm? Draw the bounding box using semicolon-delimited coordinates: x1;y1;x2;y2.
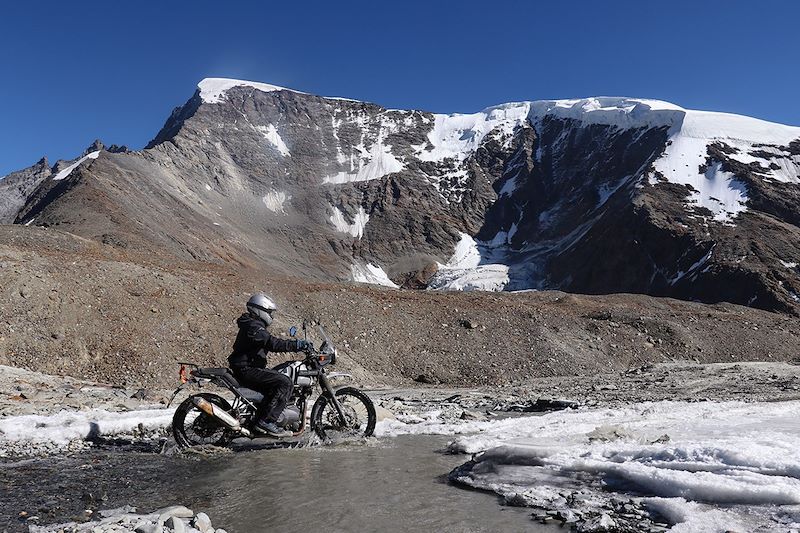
157;506;193;526
460;319;478;329
459;410;487;421
599;513;615;528
135;524;163;533
505;399;577;412
413;374;437;385
192;512;213;533
214;529;228;533
131;388;148;400
164;516;186;533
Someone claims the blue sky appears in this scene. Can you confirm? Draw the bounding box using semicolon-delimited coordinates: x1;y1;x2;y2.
1;0;798;175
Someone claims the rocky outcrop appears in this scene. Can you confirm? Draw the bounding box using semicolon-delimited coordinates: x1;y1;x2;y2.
0;157;51;223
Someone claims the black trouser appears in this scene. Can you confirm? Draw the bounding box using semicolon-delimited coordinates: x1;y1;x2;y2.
232;366;293;423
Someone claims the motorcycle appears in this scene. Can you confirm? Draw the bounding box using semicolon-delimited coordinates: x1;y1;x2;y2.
169;323;376;448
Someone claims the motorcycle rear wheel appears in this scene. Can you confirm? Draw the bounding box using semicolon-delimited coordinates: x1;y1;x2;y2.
172;393;234;448
311;387;376;442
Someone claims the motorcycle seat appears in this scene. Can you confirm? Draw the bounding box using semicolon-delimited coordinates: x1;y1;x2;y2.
236;387;264;403
194;368;241;389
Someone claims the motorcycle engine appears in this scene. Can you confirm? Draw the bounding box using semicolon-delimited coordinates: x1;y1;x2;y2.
276;405;302;431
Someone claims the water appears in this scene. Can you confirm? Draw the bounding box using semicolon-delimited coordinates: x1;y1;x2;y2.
1;435;550;532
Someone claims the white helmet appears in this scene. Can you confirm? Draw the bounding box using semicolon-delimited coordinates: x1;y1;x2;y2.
247;293;277;326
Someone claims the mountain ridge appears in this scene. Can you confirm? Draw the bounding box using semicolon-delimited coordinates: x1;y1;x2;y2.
2;78;799;313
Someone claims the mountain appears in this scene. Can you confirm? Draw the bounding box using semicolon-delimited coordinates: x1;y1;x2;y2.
3;77;798;313
2;78;800;386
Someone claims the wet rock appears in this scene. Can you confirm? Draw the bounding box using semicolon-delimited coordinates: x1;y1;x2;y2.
130;388;149;400
157;506;193;526
459;410;487;421
135;524;163;533
164;516;186;533
505;398;578;412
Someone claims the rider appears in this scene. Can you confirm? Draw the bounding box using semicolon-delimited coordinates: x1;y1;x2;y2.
228;293;312;438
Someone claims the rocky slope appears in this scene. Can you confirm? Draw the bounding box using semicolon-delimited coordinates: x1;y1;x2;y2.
1;225;799;388
1;79;800;386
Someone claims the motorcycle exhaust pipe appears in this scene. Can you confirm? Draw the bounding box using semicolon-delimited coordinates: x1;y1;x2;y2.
192;396;252;437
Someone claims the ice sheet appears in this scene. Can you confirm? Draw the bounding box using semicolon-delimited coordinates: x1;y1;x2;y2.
435;400;800;532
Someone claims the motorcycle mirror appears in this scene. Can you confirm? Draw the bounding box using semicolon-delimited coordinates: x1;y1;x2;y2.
289;326;298;337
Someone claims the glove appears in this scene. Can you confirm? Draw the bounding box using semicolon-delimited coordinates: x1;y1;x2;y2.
296;339;314;352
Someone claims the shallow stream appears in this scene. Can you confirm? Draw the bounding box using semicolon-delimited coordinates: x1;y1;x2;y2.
1;435;549;532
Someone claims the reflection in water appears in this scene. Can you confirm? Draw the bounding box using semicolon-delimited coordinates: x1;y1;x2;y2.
192;435;546;532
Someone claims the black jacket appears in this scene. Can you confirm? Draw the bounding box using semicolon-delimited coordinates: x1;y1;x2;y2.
228;313;299;369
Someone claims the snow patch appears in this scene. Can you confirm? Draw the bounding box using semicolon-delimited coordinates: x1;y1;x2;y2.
198;78;302;104
52;151;100;181
654;135;749;223
669;246;714;285
262;189;290;214
0;407;174;444
255;124;291;156
323;139;403;184
329;205;369;238
650;107;800;222
350;263;398;288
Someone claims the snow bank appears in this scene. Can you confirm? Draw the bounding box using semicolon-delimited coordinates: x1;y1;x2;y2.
350;262;398;288
198;78;303;104
255;124;290;156
427;233;510;292
434;400;800;532
52;151;100;181
330;205;369;238
0;407;174;444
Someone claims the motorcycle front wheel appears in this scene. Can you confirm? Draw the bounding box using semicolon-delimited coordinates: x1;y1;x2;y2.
311;387;376;442
172;393;234;448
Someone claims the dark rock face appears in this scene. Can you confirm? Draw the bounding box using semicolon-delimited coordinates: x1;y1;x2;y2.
1;81;798;313
0;158;51;223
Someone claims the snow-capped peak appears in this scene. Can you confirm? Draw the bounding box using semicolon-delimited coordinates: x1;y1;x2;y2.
529;97;686;131
198;77;304;104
